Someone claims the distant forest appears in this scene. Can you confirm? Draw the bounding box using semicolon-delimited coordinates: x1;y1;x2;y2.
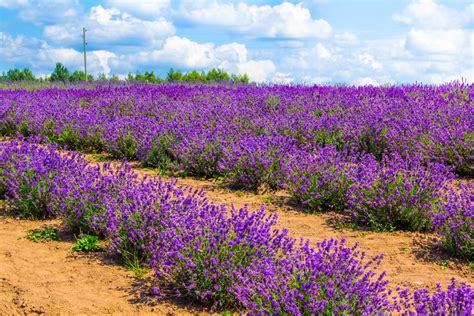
0;63;250;84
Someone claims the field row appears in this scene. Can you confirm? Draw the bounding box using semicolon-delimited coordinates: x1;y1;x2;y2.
1;83;472;259
0;140;472;314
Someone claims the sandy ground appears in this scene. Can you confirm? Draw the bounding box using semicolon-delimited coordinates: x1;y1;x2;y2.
0;214;206;315
0;152;472;315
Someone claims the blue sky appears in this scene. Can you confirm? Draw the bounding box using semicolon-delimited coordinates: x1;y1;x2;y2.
0;0;472;84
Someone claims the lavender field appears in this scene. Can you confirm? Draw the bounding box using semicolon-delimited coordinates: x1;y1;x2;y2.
0;82;473;314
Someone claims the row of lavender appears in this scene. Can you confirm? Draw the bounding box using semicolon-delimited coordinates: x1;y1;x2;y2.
0;140;471;314
0;83;473;259
1;83;472;176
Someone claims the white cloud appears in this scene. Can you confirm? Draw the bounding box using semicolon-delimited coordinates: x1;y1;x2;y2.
91;50;117;74
35;47;117;75
283;42;332;71
106;0;170;18
122;36;275;82
358;53;382;71
44;5;175;46
392;0;471;29
0;32;45;63
388;0;473;83
180;1;332;39
334;32;358;45
355;77;377;86
237;60;276;82
272;72;294;84
314;43;331;60
36;48;83;69
405;29;472;55
0;0;28;9
393;0;472;56
1;0;82;24
143;36;216;68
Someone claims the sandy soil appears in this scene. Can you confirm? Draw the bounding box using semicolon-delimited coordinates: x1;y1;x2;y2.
0;152;472;315
0;213;207;315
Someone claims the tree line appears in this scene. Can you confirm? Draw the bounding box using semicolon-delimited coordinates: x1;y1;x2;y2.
0;63;250;84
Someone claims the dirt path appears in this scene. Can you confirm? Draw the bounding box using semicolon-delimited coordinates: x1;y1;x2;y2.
0;151;472;315
0;215;202;315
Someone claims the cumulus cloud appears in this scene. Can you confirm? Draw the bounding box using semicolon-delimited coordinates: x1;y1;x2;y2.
354;77;378;86
123;36;275;82
283;42;332;71
35;47;117;75
140;36;216;69
0;32;46;63
106;0;170;18
393;0;472;56
0;0;28;9
44;5;175;47
272;72;294;84
180;1;332;39
358;53;382;71
0;0;82;24
237;60;276;82
388;0;473;82
392;0;471;29
334;32;358;45
2;0;471;85
405;29;472;55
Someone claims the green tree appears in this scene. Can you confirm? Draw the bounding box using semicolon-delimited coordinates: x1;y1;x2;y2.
50;63;70;82
183;70;206;83
206;68;230;82
69;70;93;82
96;73;107;81
5;68;36;81
166;68;183;82
127;72;135;81
231;73;250;84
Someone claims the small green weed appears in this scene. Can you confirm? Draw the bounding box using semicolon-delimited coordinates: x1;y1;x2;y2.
121;248;150;277
260;195;273;204
440;260;449;270
71;235;101;252
27;227;58;242
235;189;245;197
399;245;409;252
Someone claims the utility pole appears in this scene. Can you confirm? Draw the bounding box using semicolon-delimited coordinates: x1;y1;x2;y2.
82;27;87;81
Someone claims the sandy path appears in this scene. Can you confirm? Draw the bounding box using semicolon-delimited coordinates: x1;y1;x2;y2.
0;215;201;315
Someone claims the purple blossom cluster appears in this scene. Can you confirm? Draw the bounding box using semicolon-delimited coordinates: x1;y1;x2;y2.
282;146;358;212
431;182;474;260
0;140;472;314
346;154;454;232
396;278;473;315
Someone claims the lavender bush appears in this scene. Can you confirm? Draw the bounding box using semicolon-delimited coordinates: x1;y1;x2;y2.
0;140;85;219
283;146;357;212
346;154;453;232
431;183;474;260
396;278;473;315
